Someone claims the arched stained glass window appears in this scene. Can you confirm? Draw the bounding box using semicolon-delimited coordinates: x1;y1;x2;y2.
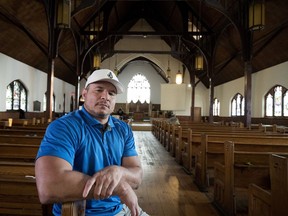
284;91;288;116
241;98;245;116
231;93;244;116
213;98;220;116
274;86;282;116
265;85;288;117
266;94;273;116
6;80;27;111
127;73;150;103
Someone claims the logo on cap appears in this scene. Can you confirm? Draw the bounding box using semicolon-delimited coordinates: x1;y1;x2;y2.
107;71;113;79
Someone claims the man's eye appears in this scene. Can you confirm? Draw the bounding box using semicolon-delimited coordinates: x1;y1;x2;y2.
109;92;116;96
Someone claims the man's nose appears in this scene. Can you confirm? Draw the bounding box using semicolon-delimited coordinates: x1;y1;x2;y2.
100;90;109;99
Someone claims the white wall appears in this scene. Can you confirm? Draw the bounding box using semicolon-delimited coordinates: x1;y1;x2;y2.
214;61;288;117
2;51;287;117
0;53;75;113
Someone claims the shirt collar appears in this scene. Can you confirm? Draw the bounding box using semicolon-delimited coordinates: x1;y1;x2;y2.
80;106;115;128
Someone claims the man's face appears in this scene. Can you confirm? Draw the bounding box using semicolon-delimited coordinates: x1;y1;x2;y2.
82;81;117;121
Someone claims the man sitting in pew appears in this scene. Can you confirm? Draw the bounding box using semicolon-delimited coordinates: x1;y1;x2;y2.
35;69;149;216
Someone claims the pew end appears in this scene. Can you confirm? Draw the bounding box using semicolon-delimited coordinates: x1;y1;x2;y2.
62;200;86;216
248;183;271;216
270;154;288;216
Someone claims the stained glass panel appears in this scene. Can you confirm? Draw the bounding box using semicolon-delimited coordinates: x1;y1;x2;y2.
127;73;150;104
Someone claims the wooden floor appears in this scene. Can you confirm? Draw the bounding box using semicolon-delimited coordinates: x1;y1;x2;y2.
133;131;221;216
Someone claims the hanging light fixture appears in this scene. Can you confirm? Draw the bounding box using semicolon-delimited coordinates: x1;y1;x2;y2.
195;54;204;70
114;54;120;76
175;69;182;84
249;0;265;31
114;67;119;76
93;54;101;69
57;0;71;28
166;58;171;79
188;19;193;32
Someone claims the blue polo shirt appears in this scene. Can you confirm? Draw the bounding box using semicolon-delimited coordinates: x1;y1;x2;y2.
36;107;138;215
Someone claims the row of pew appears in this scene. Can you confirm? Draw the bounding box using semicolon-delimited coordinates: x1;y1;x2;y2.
0;117;52;128
0;124;84;215
152;119;288;216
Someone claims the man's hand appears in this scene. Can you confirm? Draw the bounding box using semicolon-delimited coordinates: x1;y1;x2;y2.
82;165;123;199
117;182;140;216
82;166;140;216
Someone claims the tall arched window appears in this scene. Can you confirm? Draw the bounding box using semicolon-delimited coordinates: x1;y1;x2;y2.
231;93;244;116
265;85;288;117
6;80;27;111
213;98;220;116
43;93;55;112
127;73;150;103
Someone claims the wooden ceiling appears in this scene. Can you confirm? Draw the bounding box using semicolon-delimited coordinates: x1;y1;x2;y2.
0;0;287;88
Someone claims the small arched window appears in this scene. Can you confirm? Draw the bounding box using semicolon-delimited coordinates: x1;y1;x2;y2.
231;93;244;116
265;85;288;117
127;73;150;103
213;98;220;116
6;80;27;111
43;93;55;112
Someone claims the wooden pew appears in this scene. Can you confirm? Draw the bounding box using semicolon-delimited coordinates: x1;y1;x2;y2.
248;154;288;216
159;121;169;146
0;120;9;129
62;201;86;216
248;184;271;216
0;161;86;216
175;128;192;165
0;132;84;216
0;134;42;145
195;133;288;191
213;142;288;215
0;143;38;162
9;125;48;130
0;128;45;136
164;122;172;148
181;128;267;176
0;175;43;215
0;161;53;216
269;154;288;215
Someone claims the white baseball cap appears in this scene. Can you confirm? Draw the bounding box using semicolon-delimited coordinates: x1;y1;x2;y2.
85;69;124;94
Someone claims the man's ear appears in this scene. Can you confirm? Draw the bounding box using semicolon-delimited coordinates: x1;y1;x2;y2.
82;88;87;100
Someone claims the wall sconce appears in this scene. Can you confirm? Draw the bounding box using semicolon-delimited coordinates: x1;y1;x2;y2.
175;70;183;84
195;54;204;70
249;0;265;31
93;54;101;69
57;0;71;28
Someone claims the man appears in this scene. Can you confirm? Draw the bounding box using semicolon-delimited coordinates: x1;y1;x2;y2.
35;69;148;216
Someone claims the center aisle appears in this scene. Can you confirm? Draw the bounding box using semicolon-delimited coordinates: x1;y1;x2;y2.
133;131;220;216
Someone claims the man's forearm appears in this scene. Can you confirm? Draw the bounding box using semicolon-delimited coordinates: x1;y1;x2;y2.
121;166;143;189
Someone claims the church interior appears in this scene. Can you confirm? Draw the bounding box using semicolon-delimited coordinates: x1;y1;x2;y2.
0;0;288;215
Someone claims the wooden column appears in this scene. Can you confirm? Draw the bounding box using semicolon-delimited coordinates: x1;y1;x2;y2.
243;1;253;128
45;0;57;121
244;61;252;127
190;70;196;121
208;77;214;124
46;58;55;121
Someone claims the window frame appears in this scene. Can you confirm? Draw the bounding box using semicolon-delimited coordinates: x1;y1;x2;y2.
231;93;244;116
264;85;288;117
6;80;28;111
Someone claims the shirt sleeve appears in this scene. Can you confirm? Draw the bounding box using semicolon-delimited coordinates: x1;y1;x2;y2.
122;122;138;157
36;118;79;166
